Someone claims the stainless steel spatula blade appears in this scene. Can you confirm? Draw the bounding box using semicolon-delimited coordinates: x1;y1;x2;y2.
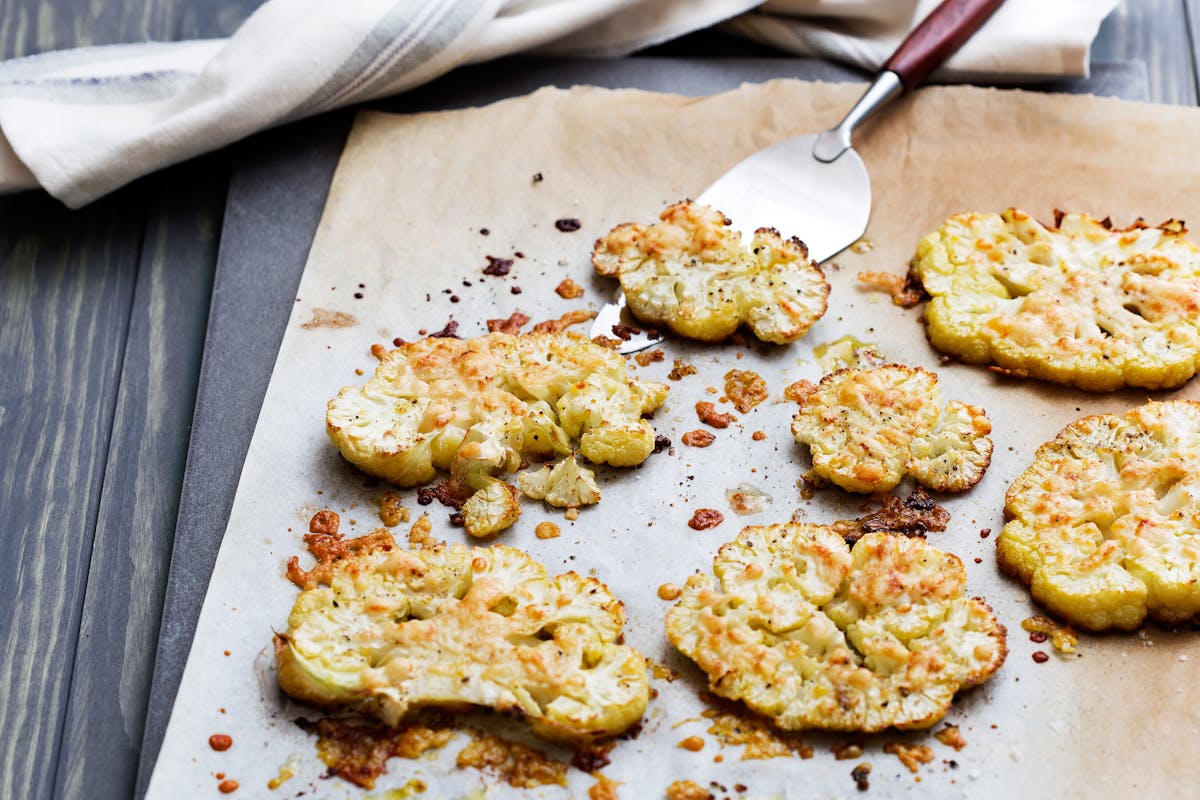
590;0;1004;354
696;136;871;264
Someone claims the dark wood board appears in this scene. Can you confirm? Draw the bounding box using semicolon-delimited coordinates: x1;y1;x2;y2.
0;4;263;800
133;55;1148;797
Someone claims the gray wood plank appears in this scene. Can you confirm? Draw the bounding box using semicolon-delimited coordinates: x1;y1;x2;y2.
1093;0;1198;105
1187;0;1200;99
0;4;269;800
134;114;346;799
0;190;143;800
52;163;225;800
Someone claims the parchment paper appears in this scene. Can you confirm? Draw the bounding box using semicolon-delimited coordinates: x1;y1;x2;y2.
147;81;1200;799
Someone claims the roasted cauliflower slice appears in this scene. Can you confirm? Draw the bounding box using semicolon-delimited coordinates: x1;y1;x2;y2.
277;529;649;744
592;201;829;344
911;209;1200;391
999;400;1200;631
461;477;522;538
519;454;601;510
665;523;1006;732
790;365;993;493
326;332;667;535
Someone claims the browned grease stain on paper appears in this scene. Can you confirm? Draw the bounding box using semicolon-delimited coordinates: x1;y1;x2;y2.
301;308;357;329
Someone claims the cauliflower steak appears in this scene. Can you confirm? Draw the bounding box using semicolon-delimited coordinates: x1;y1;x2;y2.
326;332;668;535
911;209;1200;391
592;201;829;344
790;365;993;493
999;400;1200;631
666;524;1006;731
277;529;649;744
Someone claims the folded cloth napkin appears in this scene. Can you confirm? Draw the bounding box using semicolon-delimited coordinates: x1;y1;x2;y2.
0;0;1116;207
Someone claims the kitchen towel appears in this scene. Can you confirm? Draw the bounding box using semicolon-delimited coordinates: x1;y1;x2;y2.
0;0;1117;207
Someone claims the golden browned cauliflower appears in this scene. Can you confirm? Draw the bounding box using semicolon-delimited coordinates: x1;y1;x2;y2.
277;529;649;744
790;365;993;493
460;477;522;538
999;400;1200;631
665;523;1006;731
519;454;601;510
326;332;667;535
592;201;829;344
911;209;1200;391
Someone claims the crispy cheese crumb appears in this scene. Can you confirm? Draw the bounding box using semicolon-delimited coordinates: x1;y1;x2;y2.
668;360;697;381
535;521;561;539
635;349;666;367
723;369;769;413
657;583;682;601
379;492;409;527
666;780;713;800
935;724;967;750
884;742;936;773
555;279;585;299
1020;615;1079;654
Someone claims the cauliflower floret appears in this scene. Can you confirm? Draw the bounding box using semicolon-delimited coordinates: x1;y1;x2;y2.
326;332;667;534
519;455;601;509
556;373;659;467
999;400;1200;631
592;201;829;344
910;209;1200;391
461;477;522;538
665;523;1006;731
277;529;649;744
790;365;992;493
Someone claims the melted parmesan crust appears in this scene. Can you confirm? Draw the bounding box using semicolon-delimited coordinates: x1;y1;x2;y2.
592;202;829;344
999;400;1200;631
326;331;668;484
912;209;1200;391
666;524;1006;732
790;365;993;493
277;534;649;744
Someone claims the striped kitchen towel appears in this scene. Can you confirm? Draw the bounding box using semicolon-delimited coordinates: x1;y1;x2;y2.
0;0;1116;208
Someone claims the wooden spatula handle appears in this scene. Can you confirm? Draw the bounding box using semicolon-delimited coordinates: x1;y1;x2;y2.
883;0;1005;90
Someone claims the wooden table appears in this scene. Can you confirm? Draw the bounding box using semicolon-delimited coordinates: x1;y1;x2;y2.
1;2;1197;798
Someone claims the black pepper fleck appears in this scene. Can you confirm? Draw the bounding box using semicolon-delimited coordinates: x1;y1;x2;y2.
555;218;582;232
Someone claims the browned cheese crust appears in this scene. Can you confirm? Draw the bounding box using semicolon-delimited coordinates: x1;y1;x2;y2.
666;523;1006;732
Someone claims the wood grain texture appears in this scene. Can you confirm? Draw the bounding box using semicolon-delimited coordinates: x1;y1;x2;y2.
0;189;143;800
52;164;225;800
1093;0;1198;105
0;3;262;800
1188;0;1200;93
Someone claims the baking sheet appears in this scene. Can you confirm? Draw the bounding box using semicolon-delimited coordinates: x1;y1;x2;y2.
147;79;1200;798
